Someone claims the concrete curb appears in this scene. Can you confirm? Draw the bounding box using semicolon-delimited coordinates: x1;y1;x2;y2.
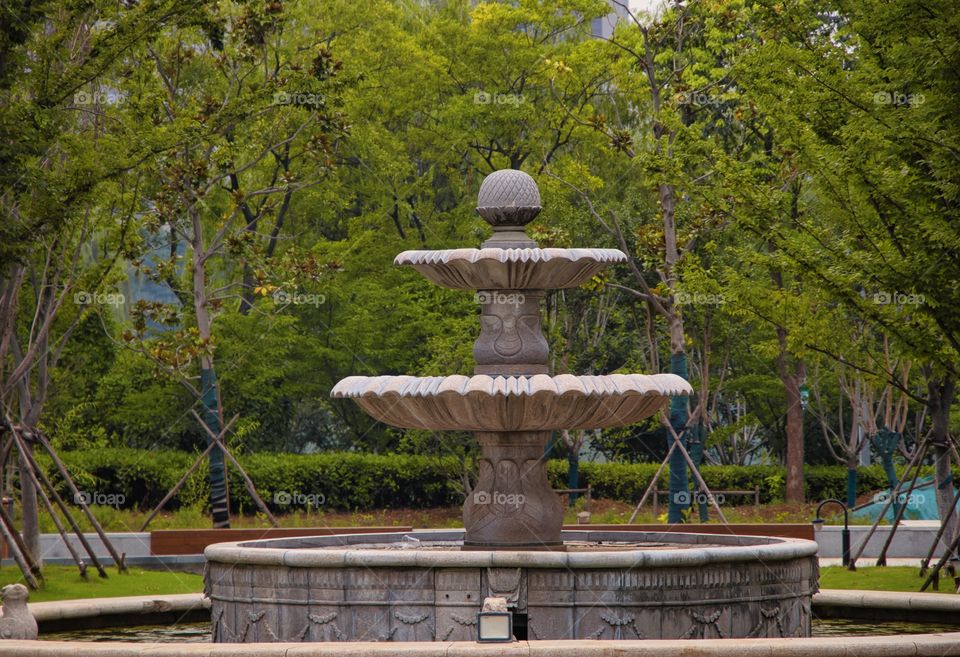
814;588;960;611
813;588;960;624
28;593;210;633
205;529;820;570
3;634;960;656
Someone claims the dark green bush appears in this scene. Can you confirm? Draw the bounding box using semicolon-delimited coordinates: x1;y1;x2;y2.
44;448;958;513
47;448;463;512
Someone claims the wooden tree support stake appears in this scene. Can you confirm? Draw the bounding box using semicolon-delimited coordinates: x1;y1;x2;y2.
627;438;677;524
0;500;42;584
191;410;278;527
31;430;127;572
920;482;960;576
876;448;929;566
7;425;109;578
848;437;929;570
663;419;729;524
139;414;238;532
0;509;39;590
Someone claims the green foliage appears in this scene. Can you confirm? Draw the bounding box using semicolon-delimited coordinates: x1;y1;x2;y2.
7;0;959;514
48;448;463;513
48;448;958;514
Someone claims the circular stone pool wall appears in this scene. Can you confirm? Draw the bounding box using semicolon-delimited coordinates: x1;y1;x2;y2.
204;529;818;643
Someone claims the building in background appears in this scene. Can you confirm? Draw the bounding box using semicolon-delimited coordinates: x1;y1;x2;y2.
591;0;630;39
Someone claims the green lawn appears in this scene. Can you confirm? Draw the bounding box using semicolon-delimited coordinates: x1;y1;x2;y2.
0;566;203;603
820;566;957;593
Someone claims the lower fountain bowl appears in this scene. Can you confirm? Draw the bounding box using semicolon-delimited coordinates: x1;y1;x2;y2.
205;529;818;642
330;374;693;431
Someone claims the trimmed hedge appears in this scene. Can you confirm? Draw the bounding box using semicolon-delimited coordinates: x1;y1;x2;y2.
548;462;929;504
42;448;955;513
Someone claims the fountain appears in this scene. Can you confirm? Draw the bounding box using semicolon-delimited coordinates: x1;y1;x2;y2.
204;169;819;642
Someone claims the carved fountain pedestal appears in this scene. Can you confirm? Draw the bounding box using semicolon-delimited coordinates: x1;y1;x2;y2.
204;169;819;643
464;430;562;549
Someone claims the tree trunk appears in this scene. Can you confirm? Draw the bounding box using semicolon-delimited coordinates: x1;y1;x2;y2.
689;422;708;522
845;464;857;509
928;377;957;549
561;429;584;504
567;449;580;504
17;446;40;563
192;208;231;529
777;327;805;503
667;346;690;522
875;428;902;519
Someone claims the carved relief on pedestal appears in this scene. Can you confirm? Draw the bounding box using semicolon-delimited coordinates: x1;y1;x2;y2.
299;611;344;642
439;613;477;641
392;609;432;641
586;612;645;640
474;291;548;375
680;608;728;639
464;432;563;547
748;606;785;638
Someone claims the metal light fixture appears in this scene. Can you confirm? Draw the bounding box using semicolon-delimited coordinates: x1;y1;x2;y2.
813;498;853;569
477;610;513;642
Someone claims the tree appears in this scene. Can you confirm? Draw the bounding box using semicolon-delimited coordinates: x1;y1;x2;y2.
117;0;348;526
0;0;202;560
735;0;960;535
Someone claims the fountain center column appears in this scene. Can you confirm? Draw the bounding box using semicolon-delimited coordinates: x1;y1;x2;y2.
462;170;564;549
463;431;563;549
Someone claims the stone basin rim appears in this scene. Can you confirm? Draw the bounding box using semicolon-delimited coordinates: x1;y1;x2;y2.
331;373;694;399
204;529;819;569
394;247;628;266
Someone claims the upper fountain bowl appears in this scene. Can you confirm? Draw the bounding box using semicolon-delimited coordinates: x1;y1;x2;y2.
331;373;692;431
395;247;626;290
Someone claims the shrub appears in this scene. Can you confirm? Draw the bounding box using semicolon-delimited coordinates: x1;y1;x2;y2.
43;448;957;513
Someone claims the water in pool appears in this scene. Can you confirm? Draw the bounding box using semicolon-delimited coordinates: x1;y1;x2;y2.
41;619;959;642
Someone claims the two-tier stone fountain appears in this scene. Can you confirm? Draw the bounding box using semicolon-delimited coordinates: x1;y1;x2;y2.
204;170;819;643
